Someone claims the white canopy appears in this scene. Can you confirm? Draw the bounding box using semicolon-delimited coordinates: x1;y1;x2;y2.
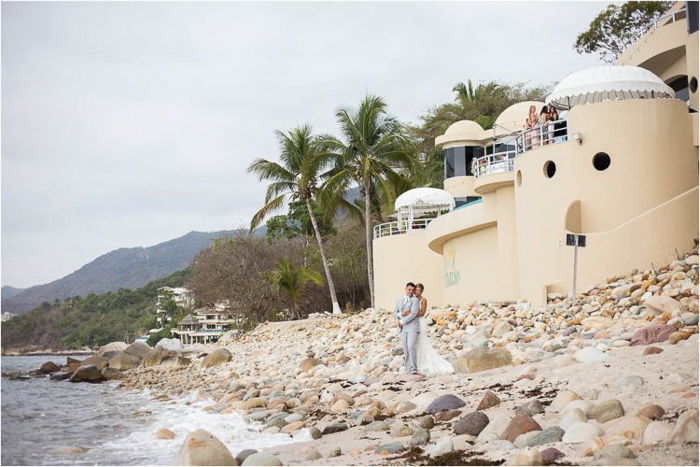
546;66;674;109
395;187;455;211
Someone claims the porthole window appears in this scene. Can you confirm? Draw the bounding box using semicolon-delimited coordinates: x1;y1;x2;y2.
593;152;611;171
690;77;698;93
543;161;556;178
516;170;522;186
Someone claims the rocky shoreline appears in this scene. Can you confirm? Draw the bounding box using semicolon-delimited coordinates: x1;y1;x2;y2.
9;250;699;465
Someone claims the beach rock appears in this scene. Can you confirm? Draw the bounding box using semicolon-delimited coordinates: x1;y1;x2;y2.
593;443;637;461
508;447;543;466
202;349;232;368
513;431;541;448
477;391;501;410
643;346;663;355
504;414;542;442
559;408;586;431
636;404;665;420
305;448;322;461
80;354;109;370
516;400;544;416
108;352;141;370
172;429;237;466
235;450;257;465
101;367;125;380
574;347;609;363
69;365;103;383
411;428;430;446
477;412;512;442
606;415;651;440
669;409;699;444
453;411;489;436
453;347;512;373
644;295;680;315
615;375;645;388
418;415;435;429
427;437;454;458
642;421;674;445
66;357;82;372
540;447;565;463
528;426;564;446
155;338;182;352
50;371;71;381
587;399;625;423
328;447;341;457
49;446;89;454
142;349;168;367
681;313;699;326
492;320;512;337
425;394;466;414
550;390;580;411
299;358;321;372
434;409;462;421
124;341;151;359
375;442;405;455
98;341;128;355
40;361;61;374
561;422;604;443
309;427;322;439
390;424;414;437
322;422;348;435
630;325;676;346
363;421;390;432
241;453;282;466
154;428;176;439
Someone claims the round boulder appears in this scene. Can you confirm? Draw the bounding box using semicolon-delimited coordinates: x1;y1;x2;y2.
241;453;283;466
40;361;61;374
425;394;466;414
69;365;104;383
108;352;141;370
453;411;489;436
124;341;152;359
202;349;232;368
172;429;238;465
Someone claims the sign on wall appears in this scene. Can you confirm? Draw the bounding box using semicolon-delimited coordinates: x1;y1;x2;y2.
444;245;461;287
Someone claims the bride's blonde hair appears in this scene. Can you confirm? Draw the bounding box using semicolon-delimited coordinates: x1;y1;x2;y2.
416;283;424;291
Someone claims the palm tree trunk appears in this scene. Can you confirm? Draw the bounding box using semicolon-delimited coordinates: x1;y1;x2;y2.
364;178;375;309
305;197;342;314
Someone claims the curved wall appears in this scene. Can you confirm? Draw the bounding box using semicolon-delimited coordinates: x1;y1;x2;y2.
514;98;698;303
373;232;444;311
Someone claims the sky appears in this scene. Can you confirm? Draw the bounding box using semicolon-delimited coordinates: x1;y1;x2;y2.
1;1;604;288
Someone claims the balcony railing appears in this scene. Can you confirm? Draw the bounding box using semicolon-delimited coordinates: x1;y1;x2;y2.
516;119;568;155
472;151;516;178
373;218;435;239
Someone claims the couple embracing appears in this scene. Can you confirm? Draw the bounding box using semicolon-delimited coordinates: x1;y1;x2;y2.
394;282;454;376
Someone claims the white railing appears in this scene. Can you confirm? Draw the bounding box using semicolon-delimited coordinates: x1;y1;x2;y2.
653;6;686;29
373;218;435;239
516;119;568;154
472;150;516;178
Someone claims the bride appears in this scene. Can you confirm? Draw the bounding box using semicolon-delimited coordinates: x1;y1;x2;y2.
414;283;454;375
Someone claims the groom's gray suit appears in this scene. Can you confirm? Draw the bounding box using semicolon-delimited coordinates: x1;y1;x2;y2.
394;295;420;374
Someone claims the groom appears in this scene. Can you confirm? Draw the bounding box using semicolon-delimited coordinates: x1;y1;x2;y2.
394;282;420;374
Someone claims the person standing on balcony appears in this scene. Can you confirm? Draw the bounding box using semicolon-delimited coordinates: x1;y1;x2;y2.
539;106;550;145
524;105;539;149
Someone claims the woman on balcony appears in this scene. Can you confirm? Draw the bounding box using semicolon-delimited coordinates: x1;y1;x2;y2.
524;105;539;149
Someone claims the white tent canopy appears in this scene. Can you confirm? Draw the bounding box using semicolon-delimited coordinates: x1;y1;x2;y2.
546;66;674;110
395;187;455;212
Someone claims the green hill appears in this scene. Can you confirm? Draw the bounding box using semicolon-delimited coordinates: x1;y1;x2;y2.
1;269;190;353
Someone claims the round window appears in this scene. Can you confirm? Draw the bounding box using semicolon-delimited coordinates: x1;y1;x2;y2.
543;161;556;178
593;152;611;171
690;77;698;93
516;170;522;186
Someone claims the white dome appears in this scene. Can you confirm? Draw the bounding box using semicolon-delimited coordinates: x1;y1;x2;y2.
546;66;674;109
395;187;455;211
444;120;484;136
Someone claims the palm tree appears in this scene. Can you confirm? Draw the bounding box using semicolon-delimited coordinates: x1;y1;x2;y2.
320;95;413;309
265;259;323;319
248;125;342;314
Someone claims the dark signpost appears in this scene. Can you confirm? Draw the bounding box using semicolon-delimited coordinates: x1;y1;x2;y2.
566;234;587;297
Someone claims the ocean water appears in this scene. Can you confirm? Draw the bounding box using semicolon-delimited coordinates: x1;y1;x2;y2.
2;355;307;465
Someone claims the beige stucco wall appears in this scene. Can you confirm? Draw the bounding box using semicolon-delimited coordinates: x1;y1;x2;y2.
514;98;698;303
372;231;444;311
443;176;479;198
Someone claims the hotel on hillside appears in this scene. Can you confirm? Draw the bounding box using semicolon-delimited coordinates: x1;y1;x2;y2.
373;2;699;309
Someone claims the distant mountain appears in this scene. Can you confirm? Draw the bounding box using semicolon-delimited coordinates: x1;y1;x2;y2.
2;230;250;315
2;286;25;301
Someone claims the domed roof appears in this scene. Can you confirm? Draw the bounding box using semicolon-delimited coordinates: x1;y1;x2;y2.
546;66;674;109
395;187;455;211
494;101;545;133
444;120;484;135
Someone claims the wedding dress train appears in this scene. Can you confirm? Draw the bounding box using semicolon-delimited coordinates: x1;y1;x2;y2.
416;317;454;375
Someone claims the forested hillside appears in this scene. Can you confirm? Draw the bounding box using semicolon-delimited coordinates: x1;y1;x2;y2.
1;269;190;352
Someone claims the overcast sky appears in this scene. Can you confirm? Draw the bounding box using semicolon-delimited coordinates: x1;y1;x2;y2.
1;1;604;288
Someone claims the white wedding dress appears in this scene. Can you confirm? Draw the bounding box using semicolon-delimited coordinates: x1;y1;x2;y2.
416;316;454;375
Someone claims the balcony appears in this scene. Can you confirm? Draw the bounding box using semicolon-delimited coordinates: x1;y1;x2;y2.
516;119;568;155
472;151;515;178
373;218;435;239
